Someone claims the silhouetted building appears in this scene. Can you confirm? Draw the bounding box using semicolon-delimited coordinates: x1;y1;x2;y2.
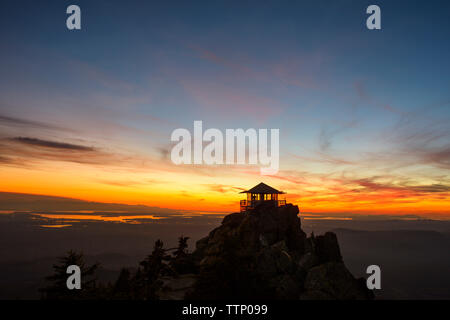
240;182;286;212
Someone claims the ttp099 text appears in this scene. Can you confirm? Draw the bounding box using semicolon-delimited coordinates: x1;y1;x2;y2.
182;304;268;317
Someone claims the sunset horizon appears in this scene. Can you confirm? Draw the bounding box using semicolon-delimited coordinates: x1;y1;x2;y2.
1;0;449;303
1;1;449;220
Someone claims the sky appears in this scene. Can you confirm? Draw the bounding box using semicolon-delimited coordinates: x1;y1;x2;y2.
0;0;449;218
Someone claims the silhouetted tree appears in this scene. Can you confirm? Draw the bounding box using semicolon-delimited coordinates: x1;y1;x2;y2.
111;268;132;299
42;236;197;300
170;236;196;274
174;236;190;258
40;250;100;300
136;239;172;299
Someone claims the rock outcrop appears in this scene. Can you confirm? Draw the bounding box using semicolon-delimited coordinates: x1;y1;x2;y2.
160;202;373;300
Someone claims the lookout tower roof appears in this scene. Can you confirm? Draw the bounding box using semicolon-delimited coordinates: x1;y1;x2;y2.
240;182;285;194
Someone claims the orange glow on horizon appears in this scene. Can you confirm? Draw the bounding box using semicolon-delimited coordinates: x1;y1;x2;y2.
1;159;449;220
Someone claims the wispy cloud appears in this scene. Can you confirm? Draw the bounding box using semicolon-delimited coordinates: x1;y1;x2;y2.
0;191;181;215
353;81;404;115
189;44;324;90
9;137;95;151
0;135;148;168
318;119;358;152
205;184;246;193
98;179;162;187
0;113;73;132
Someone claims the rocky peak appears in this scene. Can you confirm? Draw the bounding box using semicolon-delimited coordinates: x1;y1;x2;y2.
160;203;373;300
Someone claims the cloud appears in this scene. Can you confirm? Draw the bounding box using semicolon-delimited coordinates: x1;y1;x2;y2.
189;44;252;75
376;107;450;170
415;146;450;170
290;152;355;166
353;81;403;115
0;191;181;216
205;184;246;193
0;114;73;132
0;155;15;164
348;177;450;198
408;184;450;193
265;170;314;186
98;179;162;187
0;154;29;168
318;120;358;152
9;137;95;151
155;145;172;160
0;135;153;169
254;168;450;214
189;44;323;90
179;79;283;124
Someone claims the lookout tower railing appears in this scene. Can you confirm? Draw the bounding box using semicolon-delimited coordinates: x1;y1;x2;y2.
240;199;286;212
